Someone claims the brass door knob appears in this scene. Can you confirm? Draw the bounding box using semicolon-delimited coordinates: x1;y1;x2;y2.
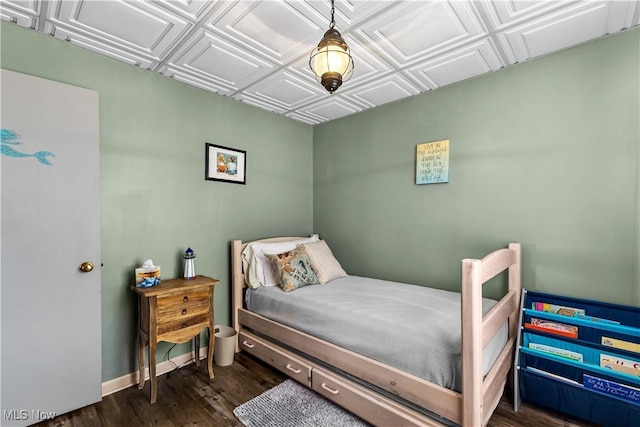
79;262;94;273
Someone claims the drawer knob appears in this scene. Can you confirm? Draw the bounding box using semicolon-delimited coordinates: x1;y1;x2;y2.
286;364;301;374
183;295;189;302
321;383;339;395
181;322;187;328
242;340;255;349
182;309;188;315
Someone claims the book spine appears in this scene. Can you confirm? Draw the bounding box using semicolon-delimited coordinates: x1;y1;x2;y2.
573;313;620;325
531;317;578;335
529;343;583;361
525;323;578;339
583;374;640;404
532;302;585;317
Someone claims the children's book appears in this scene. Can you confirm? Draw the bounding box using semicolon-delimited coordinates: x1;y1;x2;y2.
602;336;640;353
533;302;585;317
600;354;640;377
573;313;620;325
583;374;640;404
529;343;583;361
525;318;578;338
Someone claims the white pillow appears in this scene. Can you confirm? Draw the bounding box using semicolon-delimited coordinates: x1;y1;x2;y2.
251;236;319;286
300;240;347;284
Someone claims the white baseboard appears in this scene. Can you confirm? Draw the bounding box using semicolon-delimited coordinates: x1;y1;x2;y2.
101;346;209;397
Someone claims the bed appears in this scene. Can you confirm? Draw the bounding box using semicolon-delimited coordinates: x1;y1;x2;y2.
231;236;521;427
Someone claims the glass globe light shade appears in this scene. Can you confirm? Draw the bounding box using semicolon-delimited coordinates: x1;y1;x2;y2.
309;28;354;93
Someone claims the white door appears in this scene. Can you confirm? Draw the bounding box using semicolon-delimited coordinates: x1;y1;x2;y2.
1;69;101;426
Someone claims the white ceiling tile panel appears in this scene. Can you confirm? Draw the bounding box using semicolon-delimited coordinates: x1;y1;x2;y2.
5;0;637;125
479;0;572;29
47;0;191;59
416;51;492;88
235;93;288;113
1;0;39;15
485;0;639;31
0;1;38;28
167;29;276;90
342;73;420;109
344;0;402;28
244;70;324;110
354;0;487;67
304;0;356;29
340;34;396;85
270;54;326;90
204;0;326;65
151;0;217;22
499;1;614;62
508;0;561;15
607;0;640;30
285;111;324;125
408;38;505;88
44;22;156;68
300;96;364;122
158;65;235;96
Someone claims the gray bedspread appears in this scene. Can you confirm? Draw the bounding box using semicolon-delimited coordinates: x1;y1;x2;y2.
246;275;507;392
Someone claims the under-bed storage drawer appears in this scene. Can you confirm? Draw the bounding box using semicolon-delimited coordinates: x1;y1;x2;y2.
239;330;311;386
311;367;445;427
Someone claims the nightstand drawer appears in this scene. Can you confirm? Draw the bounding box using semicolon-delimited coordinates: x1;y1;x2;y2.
157;312;210;336
157;323;208;344
157;300;210;323
239;330;311;386
157;289;211;308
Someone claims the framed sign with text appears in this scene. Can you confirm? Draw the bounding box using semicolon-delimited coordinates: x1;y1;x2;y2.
416;139;450;185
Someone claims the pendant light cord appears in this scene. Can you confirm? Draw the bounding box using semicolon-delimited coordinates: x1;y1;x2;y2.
329;0;336;29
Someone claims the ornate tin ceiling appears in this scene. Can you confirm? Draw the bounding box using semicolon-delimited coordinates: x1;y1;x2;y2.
2;0;638;124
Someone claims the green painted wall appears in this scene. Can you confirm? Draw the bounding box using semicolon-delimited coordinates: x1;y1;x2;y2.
2;20;638;386
313;28;640;306
0;22;314;382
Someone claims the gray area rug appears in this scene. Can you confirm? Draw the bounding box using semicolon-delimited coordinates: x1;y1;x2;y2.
233;379;371;427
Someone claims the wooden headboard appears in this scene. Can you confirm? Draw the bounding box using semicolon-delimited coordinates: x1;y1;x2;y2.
230;235;318;351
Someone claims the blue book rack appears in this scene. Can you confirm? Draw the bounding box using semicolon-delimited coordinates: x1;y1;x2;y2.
513;289;640;427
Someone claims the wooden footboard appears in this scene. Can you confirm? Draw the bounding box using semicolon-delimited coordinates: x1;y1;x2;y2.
462;243;521;426
231;237;521;427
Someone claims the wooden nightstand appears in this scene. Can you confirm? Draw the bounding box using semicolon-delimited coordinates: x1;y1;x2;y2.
132;275;219;403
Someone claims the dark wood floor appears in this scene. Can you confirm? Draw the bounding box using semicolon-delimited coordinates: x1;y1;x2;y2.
37;353;596;427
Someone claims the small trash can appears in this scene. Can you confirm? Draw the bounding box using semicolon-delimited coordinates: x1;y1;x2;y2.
213;325;237;367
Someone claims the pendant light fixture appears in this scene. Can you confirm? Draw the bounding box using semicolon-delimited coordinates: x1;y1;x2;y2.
309;0;354;94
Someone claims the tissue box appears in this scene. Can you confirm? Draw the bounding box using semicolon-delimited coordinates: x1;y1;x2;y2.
135;266;161;288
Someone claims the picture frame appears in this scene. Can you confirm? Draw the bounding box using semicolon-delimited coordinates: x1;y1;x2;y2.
205;143;246;184
416;139;450;185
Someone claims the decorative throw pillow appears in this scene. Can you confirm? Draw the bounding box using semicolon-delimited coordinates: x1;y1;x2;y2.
299;240;347;284
250;236;319;287
267;247;319;292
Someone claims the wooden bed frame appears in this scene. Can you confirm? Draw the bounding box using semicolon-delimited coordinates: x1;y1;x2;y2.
231;237;521;427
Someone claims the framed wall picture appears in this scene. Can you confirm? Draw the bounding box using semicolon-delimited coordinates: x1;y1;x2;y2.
205;143;246;184
416;139;450;184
